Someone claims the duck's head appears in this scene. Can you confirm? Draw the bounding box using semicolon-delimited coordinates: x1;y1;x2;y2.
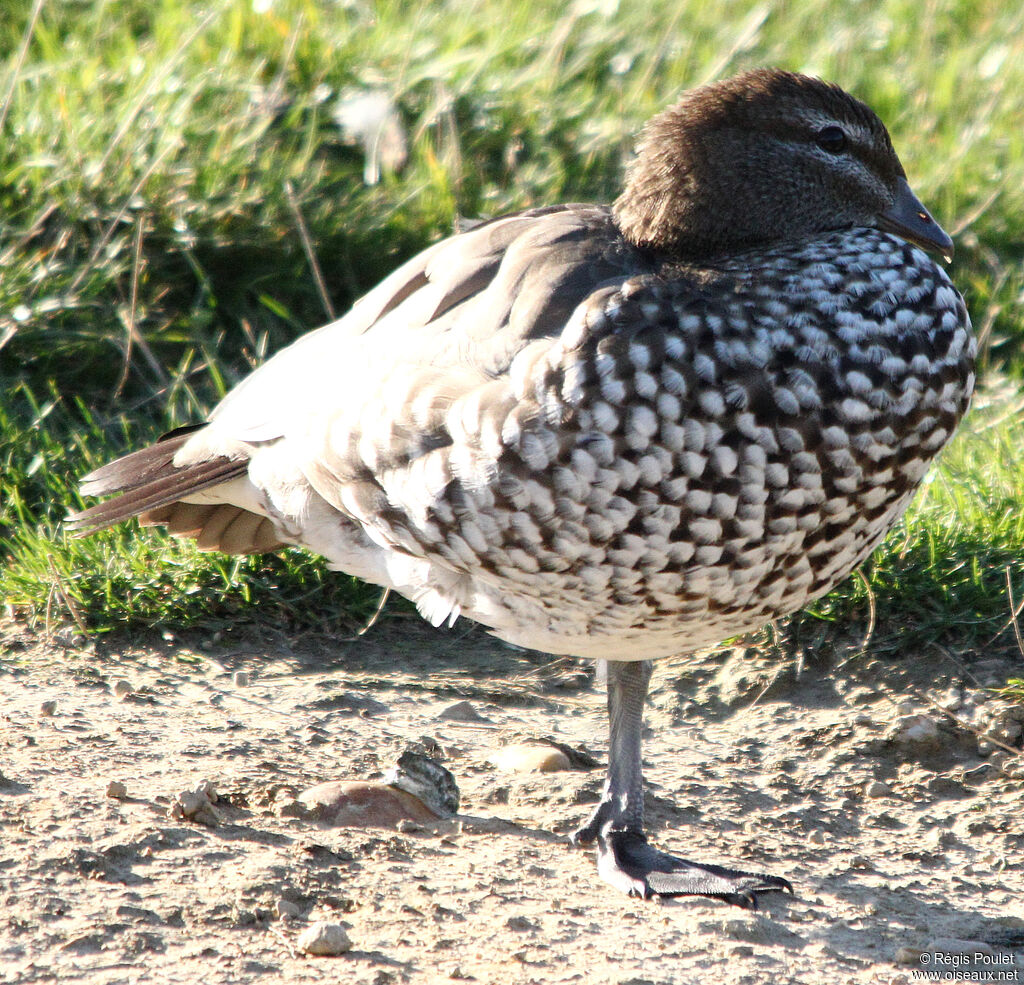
614;68;952;261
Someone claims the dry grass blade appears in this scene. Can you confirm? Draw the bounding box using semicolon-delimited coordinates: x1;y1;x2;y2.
45;554;88;637
284;181;336;322
994;566;1024;659
356;587;391;637
0;0;45;135
114;213;149;398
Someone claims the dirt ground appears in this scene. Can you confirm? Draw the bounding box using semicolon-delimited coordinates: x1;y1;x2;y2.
1;614;1022;985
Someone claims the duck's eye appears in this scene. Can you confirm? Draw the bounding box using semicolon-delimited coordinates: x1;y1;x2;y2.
815;125;848;154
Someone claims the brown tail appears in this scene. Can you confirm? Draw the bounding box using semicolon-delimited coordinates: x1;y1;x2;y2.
66;428;251;537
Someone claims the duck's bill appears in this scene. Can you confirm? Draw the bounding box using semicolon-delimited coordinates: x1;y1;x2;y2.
877;178;954;262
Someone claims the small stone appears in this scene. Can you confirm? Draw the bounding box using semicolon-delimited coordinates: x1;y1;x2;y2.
891;715;942;752
106;780;128;799
505;915;538;932
866;780;892;798
984;706;1024;746
808;829;826;845
113;680;133;699
438;700;488;723
233;671;250;687
276;899;300;919
487;744;573;774
170;781;220;826
39;700;57;717
296;921;351;956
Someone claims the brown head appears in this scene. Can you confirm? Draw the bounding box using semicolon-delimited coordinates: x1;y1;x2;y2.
614;69;952;260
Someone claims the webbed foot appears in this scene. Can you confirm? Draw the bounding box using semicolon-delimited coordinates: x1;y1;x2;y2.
574;824;793;908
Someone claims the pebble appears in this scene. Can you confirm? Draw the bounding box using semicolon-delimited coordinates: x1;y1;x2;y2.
106;780;128;799
298;781;438;828
505;915;538;932
113;680;133;699
276;899;300;919
894;946;923;965
170;781;221;826
866;780;892;798
233;671;250;687
891;715;942;752
487;744;572;774
296;921;352;956
39;700;57;717
438;700;488;723
808;830;826;846
984;706;1024;747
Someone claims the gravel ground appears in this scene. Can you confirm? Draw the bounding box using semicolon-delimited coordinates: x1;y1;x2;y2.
1;617;1022;984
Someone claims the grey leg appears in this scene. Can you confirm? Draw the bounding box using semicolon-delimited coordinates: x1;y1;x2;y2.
571;659;793;907
572;659;651;842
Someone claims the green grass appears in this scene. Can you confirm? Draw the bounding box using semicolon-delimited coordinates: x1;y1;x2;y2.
2;0;1024;659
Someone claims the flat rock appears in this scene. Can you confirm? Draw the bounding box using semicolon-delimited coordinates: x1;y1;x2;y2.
297;781;439;828
487;744;573;773
296;921;352;956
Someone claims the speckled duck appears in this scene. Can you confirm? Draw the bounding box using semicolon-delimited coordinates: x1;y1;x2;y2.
68;69;974;907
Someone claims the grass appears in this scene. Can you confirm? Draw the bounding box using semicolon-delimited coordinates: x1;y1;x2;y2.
2;0;1024;667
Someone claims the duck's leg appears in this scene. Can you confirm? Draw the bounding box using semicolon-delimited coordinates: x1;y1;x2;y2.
571;659;793;908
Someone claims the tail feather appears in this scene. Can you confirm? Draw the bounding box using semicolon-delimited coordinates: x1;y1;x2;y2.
79;429;198;497
66;429;250;536
141;502;284;554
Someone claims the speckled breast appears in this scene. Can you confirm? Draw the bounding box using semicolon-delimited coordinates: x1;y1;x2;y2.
436;229;975;658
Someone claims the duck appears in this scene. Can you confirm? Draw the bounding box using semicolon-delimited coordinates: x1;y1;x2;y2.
67;68;974;907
